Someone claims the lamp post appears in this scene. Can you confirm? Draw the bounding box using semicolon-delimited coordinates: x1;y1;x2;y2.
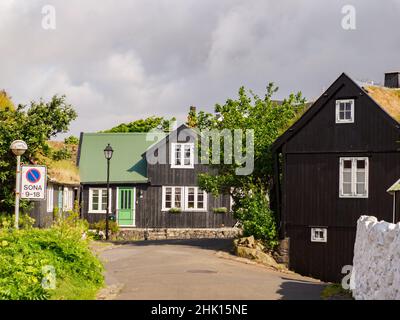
104;143;114;240
10;140;28;229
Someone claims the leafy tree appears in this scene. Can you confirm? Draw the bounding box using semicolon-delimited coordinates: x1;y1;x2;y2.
64;135;79;145
103;116;176;133
0;90;15;112
194;84;306;247
0;95;77;213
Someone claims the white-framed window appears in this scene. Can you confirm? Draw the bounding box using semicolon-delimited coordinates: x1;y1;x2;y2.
184;187;207;211
47;185;54;213
171;143;194;168
89;188;112;213
63;187;74;211
311;228;327;243
336;99;354;123
339;157;368;198
162;186;184;211
162;186;207;211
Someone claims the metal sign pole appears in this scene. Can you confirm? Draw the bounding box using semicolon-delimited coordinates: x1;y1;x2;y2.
15;155;21;229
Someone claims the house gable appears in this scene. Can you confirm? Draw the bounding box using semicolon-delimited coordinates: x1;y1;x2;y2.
273;73;400;154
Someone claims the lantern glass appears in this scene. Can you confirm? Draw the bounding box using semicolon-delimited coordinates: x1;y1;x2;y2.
104;144;114;160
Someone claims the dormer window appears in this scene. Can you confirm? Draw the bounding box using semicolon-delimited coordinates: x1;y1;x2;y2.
336;99;354;123
171;143;194;168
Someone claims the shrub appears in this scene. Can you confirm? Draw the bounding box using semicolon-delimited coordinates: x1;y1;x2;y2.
213;207;228;214
168;208;182;214
233;187;278;249
90;220;119;234
0;214;35;230
0;222;104;300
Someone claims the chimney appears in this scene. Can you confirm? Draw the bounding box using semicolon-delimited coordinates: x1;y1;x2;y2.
384;72;400;88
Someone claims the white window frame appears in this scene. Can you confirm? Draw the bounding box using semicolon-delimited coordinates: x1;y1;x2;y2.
88;188;112;214
161;186;184;211
161;186;207;212
336;99;355;123
184;187;207;212
339;157;369;198
170;143;195;169
47;185;54;213
311;228;327;243
63;187;74;211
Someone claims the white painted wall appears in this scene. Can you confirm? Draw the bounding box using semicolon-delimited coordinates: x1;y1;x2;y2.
352;215;400;300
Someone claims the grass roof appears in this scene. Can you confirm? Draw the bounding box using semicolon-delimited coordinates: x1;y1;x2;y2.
364;85;400;122
36;141;80;185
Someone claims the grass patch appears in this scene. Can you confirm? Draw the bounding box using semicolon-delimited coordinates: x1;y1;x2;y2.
0;218;104;300
50;276;100;300
321;283;353;300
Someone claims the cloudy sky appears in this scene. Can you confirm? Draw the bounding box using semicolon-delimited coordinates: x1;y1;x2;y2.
1;0;399;136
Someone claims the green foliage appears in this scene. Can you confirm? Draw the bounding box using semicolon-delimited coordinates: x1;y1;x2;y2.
0;214;35;230
0;95;77;212
168;208;182;214
321;284;353;300
195;84;306;247
233;185;278;248
102;116;176;133
0;90;15;111
212;207;228;214
0;222;104;300
90;220;119;234
64;136;79;145
51;147;71;161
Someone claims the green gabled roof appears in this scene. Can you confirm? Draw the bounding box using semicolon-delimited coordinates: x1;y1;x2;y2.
78;132;166;184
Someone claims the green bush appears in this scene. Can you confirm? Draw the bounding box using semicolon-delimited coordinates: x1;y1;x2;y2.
213;207;228;214
168;208;182;214
0;221;104;300
0;214;35;230
90;220;119;234
233;187;278;249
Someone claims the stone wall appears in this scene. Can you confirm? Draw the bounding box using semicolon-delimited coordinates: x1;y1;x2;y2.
352;215;400;300
112;227;242;241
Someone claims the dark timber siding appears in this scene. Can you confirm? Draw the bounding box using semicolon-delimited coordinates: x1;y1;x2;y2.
276;74;400;282
30;183;80;228
81;184;235;228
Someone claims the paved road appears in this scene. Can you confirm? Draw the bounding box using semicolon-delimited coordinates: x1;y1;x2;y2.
98;239;326;300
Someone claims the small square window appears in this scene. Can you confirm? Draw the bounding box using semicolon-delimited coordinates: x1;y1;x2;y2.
311;228;327;243
336;99;354;123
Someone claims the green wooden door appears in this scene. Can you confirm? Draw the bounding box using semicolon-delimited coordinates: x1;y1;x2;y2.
117;188;135;226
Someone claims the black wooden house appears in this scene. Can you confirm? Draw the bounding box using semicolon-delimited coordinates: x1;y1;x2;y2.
77;124;235;229
272;72;400;282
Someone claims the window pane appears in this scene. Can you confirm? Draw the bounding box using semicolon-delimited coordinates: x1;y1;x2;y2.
356;183;366;195
175;145;181;165
357;160;365;169
92;190;99;211
197;191;204;209
343;183;352;195
165;188;172;209
188;187;195;208
339;111;345;120
356;172;365;183
184;145;192;165
175;188;182;208
343;172;352;183
345;102;352;111
345;111;352;120
102;190;108;211
339;104;345;112
343;160;352;169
